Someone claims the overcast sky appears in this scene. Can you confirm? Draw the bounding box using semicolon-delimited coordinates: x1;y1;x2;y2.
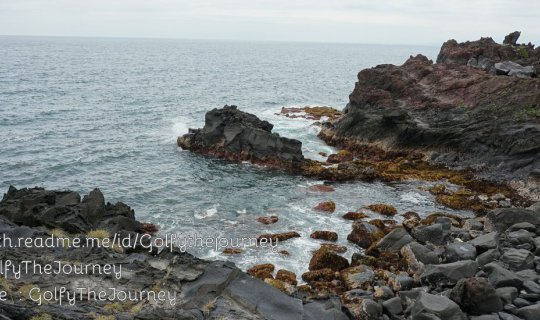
0;0;538;45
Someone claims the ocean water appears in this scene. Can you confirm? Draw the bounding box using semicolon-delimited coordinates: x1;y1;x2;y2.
0;36;465;276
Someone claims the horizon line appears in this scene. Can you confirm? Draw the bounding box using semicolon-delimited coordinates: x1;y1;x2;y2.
0;33;441;47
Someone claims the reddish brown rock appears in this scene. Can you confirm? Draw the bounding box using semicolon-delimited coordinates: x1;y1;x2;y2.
257;231;300;243
222;248;242;255
366;204;398;216
313;201;336;212
309;247;350;271
320;243;347;254
257;215;279;224
307;184;335;192
247;263;275;280
342;211;369;220
310;230;338;242
347;222;385;249
402;211;420;220
280;106;342;121
327;150;353;164
302;268;337;283
139;222;159;235
275;269;297;285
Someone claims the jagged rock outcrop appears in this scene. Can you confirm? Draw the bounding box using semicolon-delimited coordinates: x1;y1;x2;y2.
0;186;348;320
320;33;540;186
0;186;140;233
437;31;539;75
178;105;304;169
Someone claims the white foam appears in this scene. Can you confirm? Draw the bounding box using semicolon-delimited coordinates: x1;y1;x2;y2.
194;204;219;219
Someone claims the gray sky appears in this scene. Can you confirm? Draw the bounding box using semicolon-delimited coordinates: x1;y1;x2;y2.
0;0;538;45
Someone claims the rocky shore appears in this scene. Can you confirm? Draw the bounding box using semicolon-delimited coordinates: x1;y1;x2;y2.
0;186;347;319
176;32;540;320
2;32;539;320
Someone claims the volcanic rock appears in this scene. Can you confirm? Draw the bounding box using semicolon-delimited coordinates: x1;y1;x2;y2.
178;105;304;168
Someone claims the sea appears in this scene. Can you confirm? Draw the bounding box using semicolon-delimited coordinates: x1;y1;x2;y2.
0;36;469;276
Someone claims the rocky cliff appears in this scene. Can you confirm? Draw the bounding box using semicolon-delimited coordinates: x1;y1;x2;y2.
320;32;540;190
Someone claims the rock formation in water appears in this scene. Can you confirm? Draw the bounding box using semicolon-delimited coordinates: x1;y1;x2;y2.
320;32;540;190
178;105;304;169
0;186;347;320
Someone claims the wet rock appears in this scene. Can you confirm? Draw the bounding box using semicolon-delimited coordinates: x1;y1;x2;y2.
517;303;540;320
320;243;347;254
178;105;304;168
222;248;243;255
402;211;421;220
275;269;297;285
314;201;336;212
247;263;275;280
257;215;278;224
450;277;503;315
347;221;385;248
373;226;413;252
468;232;499;253
342;211;369;220
409;292;466;320
367;203;398;216
500;248;534;271
307;184;335;192
327;150;353;163
445;242;477;262
483;262;523;288
257;231;300;243
309;247;349;271
421;260;478;286
310;230;338;242
302;268;336;283
340;265;375;290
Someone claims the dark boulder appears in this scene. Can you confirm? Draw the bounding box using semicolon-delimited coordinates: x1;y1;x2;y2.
450;277;503;315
